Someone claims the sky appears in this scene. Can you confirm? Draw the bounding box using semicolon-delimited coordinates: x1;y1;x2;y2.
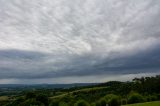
0;0;160;84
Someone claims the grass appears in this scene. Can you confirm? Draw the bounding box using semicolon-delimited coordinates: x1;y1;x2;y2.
50;86;108;99
0;96;8;101
123;101;160;106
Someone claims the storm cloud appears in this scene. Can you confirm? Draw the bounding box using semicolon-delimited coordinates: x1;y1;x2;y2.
0;0;160;83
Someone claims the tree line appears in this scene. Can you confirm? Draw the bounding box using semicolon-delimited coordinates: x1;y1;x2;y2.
1;75;160;106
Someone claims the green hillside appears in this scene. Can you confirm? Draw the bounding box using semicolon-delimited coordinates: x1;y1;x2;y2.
0;75;160;106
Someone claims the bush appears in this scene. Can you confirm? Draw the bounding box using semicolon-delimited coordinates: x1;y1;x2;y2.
149;95;157;101
26;92;36;99
59;102;68;106
121;99;127;105
74;100;90;106
11;97;25;105
95;98;107;106
157;94;160;100
145;96;151;102
36;94;49;106
108;96;121;106
90;103;96;106
21;99;44;106
49;100;59;106
99;98;107;106
104;94;115;101
128;93;144;104
95;101;101;106
104;94;121;106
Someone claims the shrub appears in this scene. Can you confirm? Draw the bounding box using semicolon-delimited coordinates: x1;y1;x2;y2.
74;100;90;106
157;94;160;100
121;99;127;105
94;99;106;106
90;103;96;106
99;98;107;106
26;92;36;99
36;94;49;106
108;96;121;106
21;99;44;106
104;94;115;101
145;96;151;102
11;97;25;105
49;100;59;106
104;94;121;106
128;93;144;104
149;95;157;101
59;102;68;106
95;101;101;106
144;95;157;102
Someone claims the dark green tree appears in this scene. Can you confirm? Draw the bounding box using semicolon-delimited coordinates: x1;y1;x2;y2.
36;94;49;106
74;100;90;106
128;92;144;104
26;92;36;99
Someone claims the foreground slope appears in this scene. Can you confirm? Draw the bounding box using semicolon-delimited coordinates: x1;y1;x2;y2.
123;101;160;106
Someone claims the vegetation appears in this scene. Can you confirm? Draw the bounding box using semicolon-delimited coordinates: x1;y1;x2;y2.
123;101;160;106
128;92;144;104
0;75;160;106
74;100;90;106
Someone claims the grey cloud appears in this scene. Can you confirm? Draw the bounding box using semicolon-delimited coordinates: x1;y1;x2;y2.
0;44;159;79
0;0;160;83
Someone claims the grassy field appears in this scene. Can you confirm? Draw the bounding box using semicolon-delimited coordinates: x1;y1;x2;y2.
50;86;108;99
123;101;160;106
0;96;8;101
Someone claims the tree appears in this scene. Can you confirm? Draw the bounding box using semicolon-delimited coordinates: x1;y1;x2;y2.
36;94;49;106
128;92;144;104
108;96;120;106
49;100;59;106
59;102;68;106
26;92;36;99
121;99;127;105
74;100;90;106
99;98;107;106
21;99;44;106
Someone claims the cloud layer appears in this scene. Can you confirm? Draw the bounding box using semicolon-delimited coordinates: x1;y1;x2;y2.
0;0;160;83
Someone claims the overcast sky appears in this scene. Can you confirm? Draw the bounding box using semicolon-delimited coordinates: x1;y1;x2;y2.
0;0;160;84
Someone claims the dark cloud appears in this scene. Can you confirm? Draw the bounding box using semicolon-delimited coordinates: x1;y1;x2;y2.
0;44;159;80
